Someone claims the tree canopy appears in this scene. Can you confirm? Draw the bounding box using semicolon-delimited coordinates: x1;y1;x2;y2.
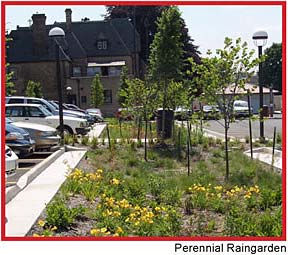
90;74;104;107
25;80;43;98
189;37;261;180
262;43;282;94
105;5;200;67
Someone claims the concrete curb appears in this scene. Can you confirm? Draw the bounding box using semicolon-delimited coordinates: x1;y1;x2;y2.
5;148;65;204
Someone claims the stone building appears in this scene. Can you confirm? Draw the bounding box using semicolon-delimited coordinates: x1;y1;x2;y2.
7;8;141;116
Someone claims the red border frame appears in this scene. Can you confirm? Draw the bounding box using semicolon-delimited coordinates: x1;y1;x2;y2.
1;1;286;241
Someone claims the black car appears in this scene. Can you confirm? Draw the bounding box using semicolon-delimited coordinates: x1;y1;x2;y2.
6;121;35;157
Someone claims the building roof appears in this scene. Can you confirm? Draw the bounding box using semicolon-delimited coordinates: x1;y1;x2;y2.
224;83;278;95
7;18;141;63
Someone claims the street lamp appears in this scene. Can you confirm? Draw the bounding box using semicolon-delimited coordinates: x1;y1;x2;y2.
253;30;268;141
66;86;72;104
49;27;65;140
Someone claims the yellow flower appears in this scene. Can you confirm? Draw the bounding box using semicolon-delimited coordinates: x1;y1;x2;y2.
155;206;161;212
111;178;120;185
38;220;45;227
116;227;123;234
90;229;100;235
97;169;103;174
214;186;223;191
33;233;41;237
100;227;107;233
51;226;58;231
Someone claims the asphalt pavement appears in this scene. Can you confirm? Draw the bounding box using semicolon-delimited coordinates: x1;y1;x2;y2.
202;114;282;140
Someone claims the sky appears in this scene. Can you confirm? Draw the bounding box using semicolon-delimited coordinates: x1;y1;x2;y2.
5;4;282;57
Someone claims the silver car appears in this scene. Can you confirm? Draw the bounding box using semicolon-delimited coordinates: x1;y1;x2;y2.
5;145;18;177
6;118;60;151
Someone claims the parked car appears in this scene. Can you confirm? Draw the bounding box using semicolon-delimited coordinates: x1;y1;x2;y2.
6;104;90;135
6;120;35;157
49;100;94;125
64;103;86;113
233;100;253;118
6;118;60;151
115;108;134;121
5;145;18;176
6;96;91;123
174;107;192;121
86;108;104;122
202;105;221;119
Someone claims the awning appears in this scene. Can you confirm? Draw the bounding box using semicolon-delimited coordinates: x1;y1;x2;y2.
88;61;125;67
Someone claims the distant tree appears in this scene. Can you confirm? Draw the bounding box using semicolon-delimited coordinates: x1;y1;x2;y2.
6;64;16;96
25;80;43;97
118;66;129;106
262;43;282;94
90;74;104;107
105;6;167;63
189;37;262;180
6;37;16;96
105;5;200;68
148;6;184;142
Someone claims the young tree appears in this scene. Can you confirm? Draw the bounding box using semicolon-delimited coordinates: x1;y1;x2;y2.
189;37;262;180
25;80;43;97
90;74;104;107
148;6;184;142
118;66;129;106
119;77;157;160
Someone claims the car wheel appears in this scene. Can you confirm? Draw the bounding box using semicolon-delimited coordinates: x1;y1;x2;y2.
57;125;73;135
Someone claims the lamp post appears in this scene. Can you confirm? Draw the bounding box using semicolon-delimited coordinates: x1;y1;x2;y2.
253;30;268;141
49;27;65;140
66;86;72;104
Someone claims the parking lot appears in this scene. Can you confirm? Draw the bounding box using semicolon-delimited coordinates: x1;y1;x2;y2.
5;151;53;188
203;114;282;139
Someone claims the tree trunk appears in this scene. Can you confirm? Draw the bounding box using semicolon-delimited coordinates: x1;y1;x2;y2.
144;117;148;161
224;117;229;181
161;79;168;143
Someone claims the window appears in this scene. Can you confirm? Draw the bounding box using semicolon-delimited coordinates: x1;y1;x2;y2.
87;66;101;77
104;90;112;104
81;96;87;104
109;66;122;76
27;99;52;113
6;106;24;117
72;67;81;77
97;40;107;50
7;98;24;104
27;106;45;117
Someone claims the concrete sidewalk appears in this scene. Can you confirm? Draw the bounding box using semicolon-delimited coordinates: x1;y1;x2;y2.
5;149;86;237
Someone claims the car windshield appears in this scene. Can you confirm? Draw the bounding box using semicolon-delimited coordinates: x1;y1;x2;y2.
39;105;53;116
234;101;248;107
44;100;58;111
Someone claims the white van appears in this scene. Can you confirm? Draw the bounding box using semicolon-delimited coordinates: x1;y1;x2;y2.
233;100;253;117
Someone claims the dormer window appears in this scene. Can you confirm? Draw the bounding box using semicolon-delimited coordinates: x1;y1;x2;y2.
97;40;107;50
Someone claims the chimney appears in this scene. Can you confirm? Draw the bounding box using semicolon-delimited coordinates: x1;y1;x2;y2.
65;8;72;31
32;14;48;56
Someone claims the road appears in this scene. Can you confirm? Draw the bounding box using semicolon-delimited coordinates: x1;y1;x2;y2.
202;114;282;139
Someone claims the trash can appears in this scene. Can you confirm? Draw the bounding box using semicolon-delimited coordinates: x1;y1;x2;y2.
156;109;174;139
262;105;269;117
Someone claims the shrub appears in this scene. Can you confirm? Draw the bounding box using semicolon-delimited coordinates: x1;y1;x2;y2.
45;197;84;229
